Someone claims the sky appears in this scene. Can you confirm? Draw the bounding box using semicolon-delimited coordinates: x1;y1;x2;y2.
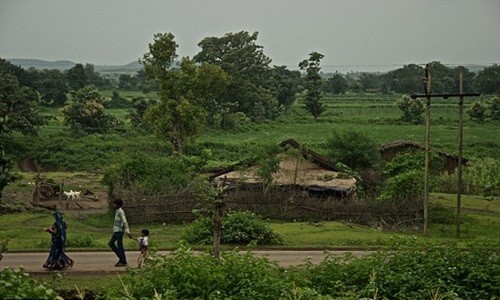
1;0;499;73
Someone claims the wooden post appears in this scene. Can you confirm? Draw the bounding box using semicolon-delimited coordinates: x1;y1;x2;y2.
213;200;223;260
423;64;431;236
456;70;464;237
59;180;64;205
33;172;40;204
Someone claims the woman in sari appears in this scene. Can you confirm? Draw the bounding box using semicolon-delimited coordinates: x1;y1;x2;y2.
43;210;74;270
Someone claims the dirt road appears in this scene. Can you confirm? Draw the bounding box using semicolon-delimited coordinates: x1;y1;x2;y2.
0;250;369;275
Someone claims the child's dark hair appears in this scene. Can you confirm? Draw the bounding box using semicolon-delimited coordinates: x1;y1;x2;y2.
113;198;123;207
141;229;149;236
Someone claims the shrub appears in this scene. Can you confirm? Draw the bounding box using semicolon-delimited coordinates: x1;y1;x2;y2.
115;247;292;300
60;85;117;135
396;95;424;124
101;154;202;195
327;130;382;170
463;157;500;196
488;95;500;120
467;100;487;123
0;267;62;300
301;247;499;299
379;169;423;201
182;211;284;246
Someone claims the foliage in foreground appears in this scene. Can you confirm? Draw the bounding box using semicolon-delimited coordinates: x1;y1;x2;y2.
108;246;498;300
0;267;62;300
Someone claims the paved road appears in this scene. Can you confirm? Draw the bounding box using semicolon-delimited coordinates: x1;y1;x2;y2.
0;250;368;275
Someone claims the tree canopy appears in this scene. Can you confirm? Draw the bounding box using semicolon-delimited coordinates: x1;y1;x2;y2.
299;51;325;119
142;33;229;153
61;85;117;135
194;31;284;123
0;73;47;136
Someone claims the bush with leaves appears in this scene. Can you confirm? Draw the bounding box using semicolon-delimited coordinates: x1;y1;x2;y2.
300;246;499;299
380;152;444;201
126;96;156;131
327;130;382;171
112;246;498;299
463;157;500;196
467;100;488;123
61;85;117;135
488;95;500;120
182;211;284;245
108;89;131;109
102;154;205;196
0;267;62;300
0;145;15;199
116;246;292;299
396;95;425;124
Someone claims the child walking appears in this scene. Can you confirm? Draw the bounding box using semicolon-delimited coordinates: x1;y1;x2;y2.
136;229;149;268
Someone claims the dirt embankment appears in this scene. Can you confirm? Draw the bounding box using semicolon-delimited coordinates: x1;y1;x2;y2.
3;172;111;216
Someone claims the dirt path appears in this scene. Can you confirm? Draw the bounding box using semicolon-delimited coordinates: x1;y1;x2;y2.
0;250;370;276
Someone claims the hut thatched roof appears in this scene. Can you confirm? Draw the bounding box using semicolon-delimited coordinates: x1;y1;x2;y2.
211;139;356;195
379;140;467;162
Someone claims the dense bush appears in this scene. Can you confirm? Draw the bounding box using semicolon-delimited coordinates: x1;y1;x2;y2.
396;95;425;124
0;267;61;300
327;130;382;171
61;85;118;135
380;152;447;201
182;211;284;246
102;154;203;195
117;247;292;299
300;246;499;299
110;246;498;299
464;157;500;196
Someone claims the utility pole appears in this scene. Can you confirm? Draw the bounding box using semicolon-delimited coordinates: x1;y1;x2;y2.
423;64;431;236
411;64;479;236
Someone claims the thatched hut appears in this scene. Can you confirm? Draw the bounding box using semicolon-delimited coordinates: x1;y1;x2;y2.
379;140;467;173
212;139;356;197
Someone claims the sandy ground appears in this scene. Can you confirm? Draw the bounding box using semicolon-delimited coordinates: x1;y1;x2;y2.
2;172;110;216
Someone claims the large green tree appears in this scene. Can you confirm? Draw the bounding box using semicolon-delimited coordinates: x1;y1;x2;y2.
0;73;48;136
32;69;68;106
268;66;302;107
322;72;348;94
380;64;423;94
299;52;325;119
66;63;87;90
193;31;281;124
0;70;47;198
473;64;500;94
61;85;117;134
142;33;228;153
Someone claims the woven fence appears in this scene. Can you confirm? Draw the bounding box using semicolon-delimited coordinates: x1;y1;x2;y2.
113;185;421;227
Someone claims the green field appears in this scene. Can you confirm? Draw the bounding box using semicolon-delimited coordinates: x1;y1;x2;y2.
1;192;498;251
31;92;500;164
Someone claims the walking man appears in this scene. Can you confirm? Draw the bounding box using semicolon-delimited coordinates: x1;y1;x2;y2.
109;198;132;267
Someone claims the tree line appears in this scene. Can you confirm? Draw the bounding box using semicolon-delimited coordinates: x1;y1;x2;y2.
1;30;499;152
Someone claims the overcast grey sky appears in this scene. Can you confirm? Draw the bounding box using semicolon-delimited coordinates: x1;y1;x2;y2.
1;0;499;72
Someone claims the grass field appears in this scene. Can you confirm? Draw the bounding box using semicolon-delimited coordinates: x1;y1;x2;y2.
1;192;498;252
3;92;498;251
26;92;499;166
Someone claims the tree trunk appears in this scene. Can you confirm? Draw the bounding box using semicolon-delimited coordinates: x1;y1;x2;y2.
213;201;224;259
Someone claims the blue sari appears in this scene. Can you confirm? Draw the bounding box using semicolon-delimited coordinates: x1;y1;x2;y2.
43;211;74;270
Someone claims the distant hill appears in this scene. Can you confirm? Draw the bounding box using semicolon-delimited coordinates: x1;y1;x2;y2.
6;58;488;75
6;58;142;74
8;59;77;70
